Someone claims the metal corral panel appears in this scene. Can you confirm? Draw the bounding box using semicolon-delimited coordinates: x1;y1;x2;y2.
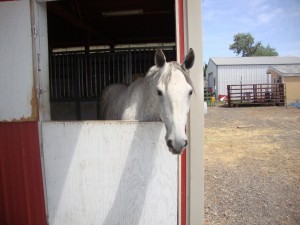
0;122;47;225
42;121;177;225
0;1;37;121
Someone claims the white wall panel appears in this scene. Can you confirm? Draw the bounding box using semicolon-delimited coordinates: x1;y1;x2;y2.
218;65;271;96
42;121;177;225
0;1;35;121
206;60;217;90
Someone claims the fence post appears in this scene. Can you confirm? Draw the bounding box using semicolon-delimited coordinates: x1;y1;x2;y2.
227;85;231;107
240;84;242;103
253;84;257;103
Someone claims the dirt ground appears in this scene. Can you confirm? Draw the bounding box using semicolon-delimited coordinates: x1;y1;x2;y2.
204;106;300;225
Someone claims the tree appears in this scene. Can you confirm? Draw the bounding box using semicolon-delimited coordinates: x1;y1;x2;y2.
252;44;278;56
229;33;278;57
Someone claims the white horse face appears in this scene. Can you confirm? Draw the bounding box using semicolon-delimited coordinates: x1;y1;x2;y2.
154;49;195;154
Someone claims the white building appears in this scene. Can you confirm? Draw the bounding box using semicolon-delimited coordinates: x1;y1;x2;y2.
206;57;300;99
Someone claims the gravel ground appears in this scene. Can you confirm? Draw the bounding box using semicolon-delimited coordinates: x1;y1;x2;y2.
204;106;300;225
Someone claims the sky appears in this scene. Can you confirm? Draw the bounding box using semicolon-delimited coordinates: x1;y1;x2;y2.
202;0;300;63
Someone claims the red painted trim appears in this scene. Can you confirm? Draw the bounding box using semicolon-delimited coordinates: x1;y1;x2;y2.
178;0;185;62
177;0;186;225
0;122;47;225
181;149;187;225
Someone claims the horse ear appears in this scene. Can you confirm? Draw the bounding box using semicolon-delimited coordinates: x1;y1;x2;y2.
181;48;195;70
155;49;166;67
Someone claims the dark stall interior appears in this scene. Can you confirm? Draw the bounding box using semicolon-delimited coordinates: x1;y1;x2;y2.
47;0;177;120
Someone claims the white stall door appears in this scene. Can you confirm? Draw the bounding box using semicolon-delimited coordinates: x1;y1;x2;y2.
42;121;177;225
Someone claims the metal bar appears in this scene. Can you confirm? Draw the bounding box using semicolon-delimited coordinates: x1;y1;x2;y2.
62;54;66;97
112;53;115;83
76;55;82;120
122;54;125;83
98;53;102;91
54;56;60;98
108;54;111;84
147;49;150;72
103;53;106;88
66;54;70;97
93;55;97;96
71;53;75;98
117;53;120;83
85;54;88;97
128;50;132;83
134;50;136;75
143;48;146;75
49;53;53;99
139;48;141;75
89;54;92;97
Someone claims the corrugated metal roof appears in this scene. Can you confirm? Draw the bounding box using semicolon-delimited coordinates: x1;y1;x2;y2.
210;56;300;66
267;65;300;77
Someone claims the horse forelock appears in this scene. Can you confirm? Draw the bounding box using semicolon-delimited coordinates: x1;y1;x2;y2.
163;62;194;90
145;61;194;90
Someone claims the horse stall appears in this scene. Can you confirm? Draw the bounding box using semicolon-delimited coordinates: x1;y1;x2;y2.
49;47;176;120
0;1;203;225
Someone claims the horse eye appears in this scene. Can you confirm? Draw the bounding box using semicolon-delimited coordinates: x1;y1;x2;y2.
189;90;193;96
157;90;163;96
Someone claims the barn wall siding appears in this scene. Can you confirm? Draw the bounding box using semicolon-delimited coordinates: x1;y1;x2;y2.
217;65;271;96
0;122;47;225
0;1;37;121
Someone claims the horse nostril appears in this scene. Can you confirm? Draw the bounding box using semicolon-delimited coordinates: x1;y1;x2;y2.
184;140;188;147
167;139;173;148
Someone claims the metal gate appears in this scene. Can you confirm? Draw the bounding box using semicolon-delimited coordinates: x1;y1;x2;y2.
227;83;286;107
49;46;176;120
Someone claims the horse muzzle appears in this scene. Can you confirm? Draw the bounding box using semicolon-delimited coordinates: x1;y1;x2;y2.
167;139;188;155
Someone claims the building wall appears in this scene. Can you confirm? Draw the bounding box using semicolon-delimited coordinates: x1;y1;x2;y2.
206;60;217;93
269;70;300;104
0;0;36;121
283;76;300;104
217;65;271;96
270;71;279;83
206;61;273;97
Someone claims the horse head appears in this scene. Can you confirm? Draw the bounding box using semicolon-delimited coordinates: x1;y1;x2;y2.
154;48;195;154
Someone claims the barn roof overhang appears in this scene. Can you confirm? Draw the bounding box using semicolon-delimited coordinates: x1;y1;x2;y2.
47;0;176;49
209;56;300;66
267;65;300;77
